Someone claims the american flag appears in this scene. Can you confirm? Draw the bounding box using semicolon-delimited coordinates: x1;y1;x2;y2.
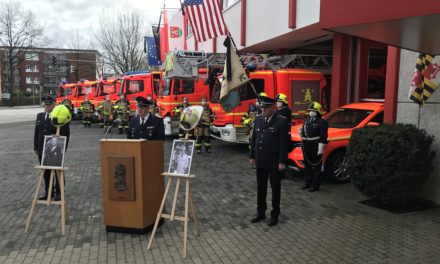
184;0;227;43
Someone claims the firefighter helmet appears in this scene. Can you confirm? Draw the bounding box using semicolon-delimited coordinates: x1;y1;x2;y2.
259;92;267;97
180;106;203;131
275;93;288;104
307;101;322;114
51;105;72;127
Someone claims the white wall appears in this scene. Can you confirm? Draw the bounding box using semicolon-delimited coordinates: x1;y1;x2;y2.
296;0;320;29
396;49;440;204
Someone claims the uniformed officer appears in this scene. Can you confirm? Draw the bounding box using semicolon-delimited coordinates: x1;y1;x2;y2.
300;102;328;192
80;96;94;127
249;95;289;227
276;93;292;179
113;94;130;134
174;96;191;139
34;96;70;201
127;96;165;140
98;95;113;129
195;98;213;154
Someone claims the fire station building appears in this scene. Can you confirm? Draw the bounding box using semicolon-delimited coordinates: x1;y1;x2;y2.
170;0;440;203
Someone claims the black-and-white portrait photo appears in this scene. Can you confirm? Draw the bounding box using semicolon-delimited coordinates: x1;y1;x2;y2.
41;135;67;168
168;140;195;175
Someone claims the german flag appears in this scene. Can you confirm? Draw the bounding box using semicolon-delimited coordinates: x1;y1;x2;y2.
409;53;439;105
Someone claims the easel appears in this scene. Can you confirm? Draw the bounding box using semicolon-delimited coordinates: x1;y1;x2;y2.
24;127;68;235
148;136;200;258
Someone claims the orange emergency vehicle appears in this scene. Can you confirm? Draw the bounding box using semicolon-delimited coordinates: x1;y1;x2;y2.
56;83;76;104
288;102;384;183
71;80;98;117
210;69;326;143
95;78;121;103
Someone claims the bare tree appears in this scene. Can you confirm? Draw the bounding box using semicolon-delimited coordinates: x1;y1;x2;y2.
0;0;44;106
95;8;147;75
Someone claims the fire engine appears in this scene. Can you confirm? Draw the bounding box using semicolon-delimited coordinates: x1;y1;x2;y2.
158;50;211;135
210;54;329;144
71;80;98;118
118;71;162;114
56;83;76;104
94;77;121;104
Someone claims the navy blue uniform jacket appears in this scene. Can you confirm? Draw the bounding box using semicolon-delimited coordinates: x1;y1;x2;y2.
34;112;70;160
127;115;165;140
249;112;289;168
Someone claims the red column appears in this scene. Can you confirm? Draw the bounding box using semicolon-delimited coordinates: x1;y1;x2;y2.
289;0;297;29
213;38;217;53
330;33;351;110
384;46;400;124
240;0;246;47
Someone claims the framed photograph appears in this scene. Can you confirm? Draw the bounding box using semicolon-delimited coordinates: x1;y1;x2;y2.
168;140;195;175
41;135;67;169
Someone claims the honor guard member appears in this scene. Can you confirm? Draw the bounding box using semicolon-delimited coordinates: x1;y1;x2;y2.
80;96;94;127
147;94;160;117
174;96;191;139
34;96;70;201
195;98;213;154
98;95;113;129
249;95;289;227
300;102;328;192
276;93;292;179
127;96;165;140
113;94;130;134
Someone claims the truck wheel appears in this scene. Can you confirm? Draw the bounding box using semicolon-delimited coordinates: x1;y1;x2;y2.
325;150;350;183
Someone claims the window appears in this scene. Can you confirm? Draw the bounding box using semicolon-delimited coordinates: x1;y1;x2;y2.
224;0;239;9
25;65;38;72
125;80;144;95
32;77;39;84
369;111;384;124
98;84;115;96
25;53;39;61
326;108;372;129
153;74;161;96
160;79;171;96
239;79;265;101
173;79;194;95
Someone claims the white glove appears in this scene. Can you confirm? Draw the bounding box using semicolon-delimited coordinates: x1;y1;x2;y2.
317;143;327;155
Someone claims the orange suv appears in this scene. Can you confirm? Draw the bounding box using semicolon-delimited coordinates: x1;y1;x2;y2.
288;102;384;183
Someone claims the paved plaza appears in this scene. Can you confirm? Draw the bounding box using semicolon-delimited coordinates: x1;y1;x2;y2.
0;110;439;263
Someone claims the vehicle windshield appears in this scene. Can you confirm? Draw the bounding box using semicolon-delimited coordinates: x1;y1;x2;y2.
325;108;373;128
78;85;92;96
210;78;264;103
159;78;171;96
98;84;115;96
59;87;72;97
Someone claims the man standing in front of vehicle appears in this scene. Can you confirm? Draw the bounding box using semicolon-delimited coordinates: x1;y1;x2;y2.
300;102;328;192
249;95;289;227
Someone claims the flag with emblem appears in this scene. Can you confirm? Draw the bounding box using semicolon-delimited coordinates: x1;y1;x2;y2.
147;37;162;66
183;0;227;43
219;36;250;113
409;53;440;105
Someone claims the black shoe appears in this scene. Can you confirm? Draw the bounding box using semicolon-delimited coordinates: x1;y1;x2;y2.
206;149;211;153
267;217;278;227
38;194;48;200
250;215;266;223
301;185;311;190
54;194;61;201
309;187;319;192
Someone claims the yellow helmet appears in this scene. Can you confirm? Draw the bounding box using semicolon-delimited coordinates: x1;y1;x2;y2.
51;105;72;127
258;92;267;97
307;101;322;114
275;93;288;104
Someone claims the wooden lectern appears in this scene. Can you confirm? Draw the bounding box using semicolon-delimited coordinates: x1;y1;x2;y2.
100;139;164;234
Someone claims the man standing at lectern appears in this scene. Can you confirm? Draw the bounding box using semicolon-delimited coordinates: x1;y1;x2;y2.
127;96;165;140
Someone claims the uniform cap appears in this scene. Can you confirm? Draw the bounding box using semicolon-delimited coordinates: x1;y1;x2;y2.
41;96;55;105
259;96;275;108
136;96;150;107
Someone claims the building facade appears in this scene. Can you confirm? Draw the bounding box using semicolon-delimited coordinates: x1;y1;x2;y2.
163;0;440;203
0;47;100;102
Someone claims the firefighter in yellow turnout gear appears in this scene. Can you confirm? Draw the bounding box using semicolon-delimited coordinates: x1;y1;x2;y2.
60;96;73;115
174;96;192;139
241;92;265;139
195;98;213;154
113;94;130;134
80;96;94;127
97;95;113;129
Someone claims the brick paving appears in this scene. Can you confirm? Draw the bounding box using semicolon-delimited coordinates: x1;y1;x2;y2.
0;119;439;264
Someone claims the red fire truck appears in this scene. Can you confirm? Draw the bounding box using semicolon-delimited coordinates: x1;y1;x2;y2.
56;83;76;104
118;71;162;114
71;80;98;117
94;77;121;104
210;68;326;144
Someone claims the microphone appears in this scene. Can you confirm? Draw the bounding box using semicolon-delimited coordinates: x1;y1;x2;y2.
105;126;112;140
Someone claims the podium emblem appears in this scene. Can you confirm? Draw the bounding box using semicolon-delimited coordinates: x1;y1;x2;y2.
114;164;128;191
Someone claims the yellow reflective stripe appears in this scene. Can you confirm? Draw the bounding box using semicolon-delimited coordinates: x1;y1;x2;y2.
226;112;247;116
234;125;246;128
328;136;351;141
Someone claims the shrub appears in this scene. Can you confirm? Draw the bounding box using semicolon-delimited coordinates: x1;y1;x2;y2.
346;123;435;206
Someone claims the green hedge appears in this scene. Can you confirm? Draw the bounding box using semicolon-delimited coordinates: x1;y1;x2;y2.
346;123;435;206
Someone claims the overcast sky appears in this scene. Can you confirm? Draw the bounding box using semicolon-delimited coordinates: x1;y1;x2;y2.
17;0;181;49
